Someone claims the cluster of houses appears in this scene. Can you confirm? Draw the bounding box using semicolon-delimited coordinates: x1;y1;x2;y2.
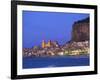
23;40;89;57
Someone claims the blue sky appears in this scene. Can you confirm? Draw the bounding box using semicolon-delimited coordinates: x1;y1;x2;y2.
23;11;89;48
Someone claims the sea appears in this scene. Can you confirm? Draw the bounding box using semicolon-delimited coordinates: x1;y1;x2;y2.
23;55;89;69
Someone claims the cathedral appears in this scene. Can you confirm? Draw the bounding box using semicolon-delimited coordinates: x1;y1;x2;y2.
42;40;51;48
42;40;59;48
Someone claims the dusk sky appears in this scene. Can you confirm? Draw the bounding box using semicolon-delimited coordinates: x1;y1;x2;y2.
23;11;89;48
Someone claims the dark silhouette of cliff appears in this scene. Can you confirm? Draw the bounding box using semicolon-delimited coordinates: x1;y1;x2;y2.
71;17;89;42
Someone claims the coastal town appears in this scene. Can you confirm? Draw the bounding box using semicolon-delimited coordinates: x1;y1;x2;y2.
23;17;90;57
23;40;89;57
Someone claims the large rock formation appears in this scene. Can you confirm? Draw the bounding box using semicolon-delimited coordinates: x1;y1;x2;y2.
71;17;89;42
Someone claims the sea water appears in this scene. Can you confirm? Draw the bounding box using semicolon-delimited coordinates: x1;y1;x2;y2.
23;55;89;69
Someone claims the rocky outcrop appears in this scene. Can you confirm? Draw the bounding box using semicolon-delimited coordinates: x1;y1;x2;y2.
71;17;89;42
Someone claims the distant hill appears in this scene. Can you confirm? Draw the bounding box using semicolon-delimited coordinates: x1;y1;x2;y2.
71;17;89;42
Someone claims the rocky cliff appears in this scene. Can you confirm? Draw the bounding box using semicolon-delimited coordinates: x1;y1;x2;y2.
71;17;89;42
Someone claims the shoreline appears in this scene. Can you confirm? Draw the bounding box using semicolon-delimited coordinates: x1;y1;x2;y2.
23;54;89;58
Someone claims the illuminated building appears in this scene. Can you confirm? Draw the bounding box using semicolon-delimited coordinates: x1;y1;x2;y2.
42;40;51;48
